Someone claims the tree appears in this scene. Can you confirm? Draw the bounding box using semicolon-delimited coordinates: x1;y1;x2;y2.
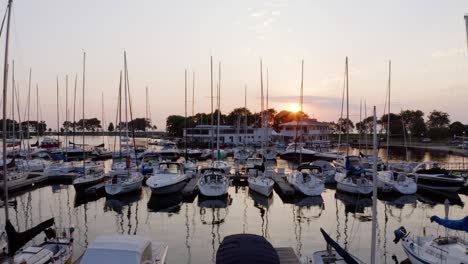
427;110;450;129
129;118;151;131
356;116;374;134
379;113;403;137
400;110;426;137
449;121;465;136
166;115;186;137
272;110;308;131
336;118;354;133
108;122;114;132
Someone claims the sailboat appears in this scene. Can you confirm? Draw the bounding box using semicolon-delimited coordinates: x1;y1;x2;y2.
146;162;189;194
394;212;468;263
247;60;274;197
105;52;144;196
286;60;324;197
198;58;230;197
256;69;277;161
73;52;105;192
234;86;251;161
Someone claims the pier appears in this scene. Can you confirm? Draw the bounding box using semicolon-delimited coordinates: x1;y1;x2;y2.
182;175;201;196
1;172;80;193
272;175;295;196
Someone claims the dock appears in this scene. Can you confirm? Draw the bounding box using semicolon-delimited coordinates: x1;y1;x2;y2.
182;175;201;196
272;175;295;196
275;247;300;264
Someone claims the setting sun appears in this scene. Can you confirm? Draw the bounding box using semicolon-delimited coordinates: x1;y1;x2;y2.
287;103;300;113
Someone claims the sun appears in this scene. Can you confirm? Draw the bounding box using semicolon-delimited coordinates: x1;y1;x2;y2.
287;103;300;113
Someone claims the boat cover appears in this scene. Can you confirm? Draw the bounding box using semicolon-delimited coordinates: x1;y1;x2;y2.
320;228;359;264
430;215;468;232
345;158;365;176
216;234;279;264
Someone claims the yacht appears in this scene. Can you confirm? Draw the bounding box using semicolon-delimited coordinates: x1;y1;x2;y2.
409;161;465;192
156;144;179;161
16;158;52;172
208;160;231;174
39;137;60;149
43;161;75;177
146;162;189;194
279;143;317;162
79;235;168;264
197;168;230;197
287;164;325;196
310;160;337;184
247;166;274;197
72;171;105;192
375;170;417;194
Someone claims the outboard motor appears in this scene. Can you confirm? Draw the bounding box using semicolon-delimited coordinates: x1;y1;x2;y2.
393;226;407;244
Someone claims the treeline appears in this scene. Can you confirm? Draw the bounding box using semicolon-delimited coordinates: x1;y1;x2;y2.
166;108;308;137
336;109;466;140
0;117;155;134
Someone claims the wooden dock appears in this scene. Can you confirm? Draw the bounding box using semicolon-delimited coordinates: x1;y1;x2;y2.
182;175;201;196
275;247;300;264
272;175;295;196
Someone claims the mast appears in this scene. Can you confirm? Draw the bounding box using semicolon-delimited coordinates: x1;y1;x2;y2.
345;57;349;155
216;62;221;161
82;52;86;172
123;51;130;173
65;75;68;159
210;56;214;156
192;72;195;117
27;68;31;153
36;84;38;138
101;91;104;145
386;61;391;166
73;74;77;147
359;98;362;152
370;106;378;264
244;85;247;147
364;99;368;150
299;60;304;164
11;60;14;141
2;0;13;252
260;59;264;153
145;87;148;148
56;76;59;148
337;67;345;148
118;71;122;158
184;69;188;160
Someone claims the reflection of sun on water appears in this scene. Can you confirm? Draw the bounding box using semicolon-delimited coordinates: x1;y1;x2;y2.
287;103;300;113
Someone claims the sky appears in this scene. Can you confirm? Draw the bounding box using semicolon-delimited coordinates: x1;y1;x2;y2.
1;0;467;130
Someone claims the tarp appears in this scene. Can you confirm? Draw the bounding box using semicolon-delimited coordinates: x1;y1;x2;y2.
216;234;279;264
6;217;55;256
430;215;468;232
320;228;359;264
345;157;365;176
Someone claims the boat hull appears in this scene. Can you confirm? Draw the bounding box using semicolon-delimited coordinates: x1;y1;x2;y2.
248;177;274;197
150;180;187;195
279;152;317;162
413;175;464;192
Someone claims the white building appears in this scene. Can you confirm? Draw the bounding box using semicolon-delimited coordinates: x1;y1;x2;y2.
184;125;273;145
278;118;332;143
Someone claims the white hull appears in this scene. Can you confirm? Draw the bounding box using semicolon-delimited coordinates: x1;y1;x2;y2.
401;235;468;264
287;172;324;196
198;174;230;197
105;173;144;196
376;171;417;194
335;173;372;195
248;176;274;197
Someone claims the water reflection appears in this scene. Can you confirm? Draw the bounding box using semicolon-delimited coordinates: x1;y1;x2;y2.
378;193;417;209
147;193;183;214
104;191;142;235
416;189;464;207
335;191;372;216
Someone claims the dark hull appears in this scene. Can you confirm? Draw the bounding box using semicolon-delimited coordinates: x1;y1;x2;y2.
413;175;464;192
279;152;318;162
73;178;103;192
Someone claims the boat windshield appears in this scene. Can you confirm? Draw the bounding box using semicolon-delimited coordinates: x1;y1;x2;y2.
158;163;180;174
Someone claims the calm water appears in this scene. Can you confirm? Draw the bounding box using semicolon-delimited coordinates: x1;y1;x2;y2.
1;136;467;263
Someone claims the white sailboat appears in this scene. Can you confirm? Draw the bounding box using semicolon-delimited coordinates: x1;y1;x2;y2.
247;60;274;197
105;52;144;196
72;52;105;192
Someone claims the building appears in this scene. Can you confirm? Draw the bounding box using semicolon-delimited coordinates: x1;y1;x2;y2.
278;118;332;143
184;125;273;145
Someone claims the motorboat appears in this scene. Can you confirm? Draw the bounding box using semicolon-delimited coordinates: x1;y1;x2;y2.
184;148;202;159
105;171;144;196
334;156;372;195
39;137;60;149
279;143;317;162
287;164;324;196
208;160;231;174
310;160;337;184
409;161;465;192
146;162;189;194
156;144;179;161
375;170;417;194
233;148;250;161
394;216;468;264
198;168;230;197
79;235;168;264
247;166;274;197
6;218;74;264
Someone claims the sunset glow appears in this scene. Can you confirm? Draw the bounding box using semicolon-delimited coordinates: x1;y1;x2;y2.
287;103;300;113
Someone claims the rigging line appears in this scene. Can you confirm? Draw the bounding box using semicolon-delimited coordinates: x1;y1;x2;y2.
125;57;139;168
0;7;8;39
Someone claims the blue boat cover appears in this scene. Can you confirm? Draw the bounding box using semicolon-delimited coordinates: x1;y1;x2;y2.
430;215;468;232
345;157;365;176
216;234;280;264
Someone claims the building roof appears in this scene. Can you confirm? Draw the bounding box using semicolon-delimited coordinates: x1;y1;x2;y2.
279;119;331;127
